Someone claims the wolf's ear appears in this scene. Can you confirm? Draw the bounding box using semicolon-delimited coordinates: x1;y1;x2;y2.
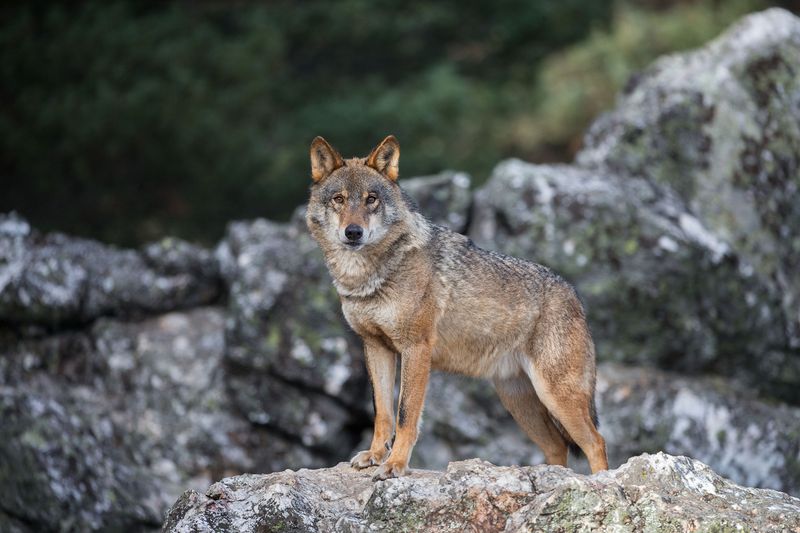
367;135;400;181
310;136;344;182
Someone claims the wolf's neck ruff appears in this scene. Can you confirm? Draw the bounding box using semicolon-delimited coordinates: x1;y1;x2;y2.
322;212;430;298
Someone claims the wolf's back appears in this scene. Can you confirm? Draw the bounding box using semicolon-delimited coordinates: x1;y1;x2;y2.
427;223;569;300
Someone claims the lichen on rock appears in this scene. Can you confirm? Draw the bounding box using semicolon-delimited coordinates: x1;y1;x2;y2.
577;7;800;360
163;454;800;533
0;212;221;326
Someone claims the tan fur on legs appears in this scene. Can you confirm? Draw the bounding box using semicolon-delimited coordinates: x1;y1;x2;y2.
533;383;608;473
525;315;608;473
372;342;432;480
351;338;396;469
493;375;568;466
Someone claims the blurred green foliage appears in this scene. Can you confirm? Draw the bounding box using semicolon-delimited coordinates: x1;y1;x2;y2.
512;0;767;155
0;0;787;244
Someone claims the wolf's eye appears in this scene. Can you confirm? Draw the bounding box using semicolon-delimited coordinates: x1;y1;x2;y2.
332;194;345;204
366;194;378;205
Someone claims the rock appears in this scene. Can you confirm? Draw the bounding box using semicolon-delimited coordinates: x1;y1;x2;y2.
0;213;221;326
467;9;800;404
0;387;164;531
0;307;293;532
141;237;221;280
469;160;793;399
216;218;369;455
596;363;800;495
400;170;472;231
88;308;265;482
577;9;800;362
162;453;800;532
412;372;547;472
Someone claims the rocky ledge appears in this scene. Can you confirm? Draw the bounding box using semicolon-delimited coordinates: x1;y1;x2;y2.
163;453;800;532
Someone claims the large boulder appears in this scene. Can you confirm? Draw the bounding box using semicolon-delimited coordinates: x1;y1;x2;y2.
577;8;800;385
596;363;800;495
577;11;800;349
0;213;221;326
0;307;284;532
215;218;368;457
399;170;472;231
0;388;164;531
162;453;800;532
412;372;542;472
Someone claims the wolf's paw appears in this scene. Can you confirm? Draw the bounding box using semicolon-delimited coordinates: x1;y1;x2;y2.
372;459;408;481
350;449;386;469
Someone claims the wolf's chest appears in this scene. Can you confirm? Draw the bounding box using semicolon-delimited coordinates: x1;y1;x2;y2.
340;298;402;340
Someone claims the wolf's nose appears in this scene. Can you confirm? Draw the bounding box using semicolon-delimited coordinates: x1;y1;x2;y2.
345;224;363;242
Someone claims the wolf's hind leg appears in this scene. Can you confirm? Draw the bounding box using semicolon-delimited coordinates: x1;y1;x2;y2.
524;326;608;473
528;372;607;473
493;375;568;466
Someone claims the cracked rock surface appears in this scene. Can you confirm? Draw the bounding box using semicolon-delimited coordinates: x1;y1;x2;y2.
0;213;221;326
163;453;800;533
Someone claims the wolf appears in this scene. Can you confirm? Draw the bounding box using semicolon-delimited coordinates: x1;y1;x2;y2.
305;135;608;480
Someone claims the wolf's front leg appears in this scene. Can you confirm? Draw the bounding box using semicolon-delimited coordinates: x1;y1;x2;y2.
372;343;431;480
351;339;396;469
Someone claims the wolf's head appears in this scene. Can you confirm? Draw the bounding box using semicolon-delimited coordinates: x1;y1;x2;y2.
306;135;414;252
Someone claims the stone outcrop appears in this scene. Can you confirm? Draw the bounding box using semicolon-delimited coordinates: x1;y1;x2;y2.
162;453;800;532
578;8;800;354
0;308;266;531
596;364;800;494
0;214;221;326
216;216;368;460
400;170;473;231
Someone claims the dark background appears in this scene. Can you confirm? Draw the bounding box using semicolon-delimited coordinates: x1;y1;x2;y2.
2;0;798;245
